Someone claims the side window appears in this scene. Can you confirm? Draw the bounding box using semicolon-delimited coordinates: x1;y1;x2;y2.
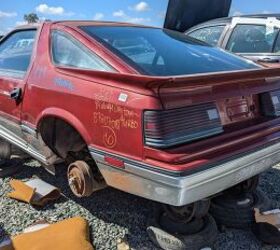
188;26;225;46
51;30;114;72
274;34;280;53
226;24;279;53
0;30;36;76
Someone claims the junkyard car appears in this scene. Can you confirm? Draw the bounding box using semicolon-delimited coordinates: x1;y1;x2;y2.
186;14;280;68
1;21;280;210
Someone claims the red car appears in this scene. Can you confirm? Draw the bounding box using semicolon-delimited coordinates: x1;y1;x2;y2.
0;21;280;212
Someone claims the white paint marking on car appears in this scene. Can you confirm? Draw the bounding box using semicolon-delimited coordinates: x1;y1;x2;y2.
118;93;128;103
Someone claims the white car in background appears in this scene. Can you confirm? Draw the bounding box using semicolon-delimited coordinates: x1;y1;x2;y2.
185;14;280;67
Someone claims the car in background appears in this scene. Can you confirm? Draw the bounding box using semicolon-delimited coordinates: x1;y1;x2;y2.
185;14;280;67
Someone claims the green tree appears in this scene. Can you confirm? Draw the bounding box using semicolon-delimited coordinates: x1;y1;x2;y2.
24;13;39;23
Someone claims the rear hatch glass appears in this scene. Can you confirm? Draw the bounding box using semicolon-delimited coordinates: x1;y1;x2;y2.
80;26;260;76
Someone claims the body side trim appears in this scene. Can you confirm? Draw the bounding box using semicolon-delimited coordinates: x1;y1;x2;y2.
0;124;48;165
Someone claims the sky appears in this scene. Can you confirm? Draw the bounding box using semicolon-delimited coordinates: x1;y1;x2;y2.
0;0;280;35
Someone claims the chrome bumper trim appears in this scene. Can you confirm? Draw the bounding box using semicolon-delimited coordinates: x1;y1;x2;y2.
89;142;280;206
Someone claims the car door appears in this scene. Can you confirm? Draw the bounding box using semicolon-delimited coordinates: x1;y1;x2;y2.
222;18;280;66
0;29;37;143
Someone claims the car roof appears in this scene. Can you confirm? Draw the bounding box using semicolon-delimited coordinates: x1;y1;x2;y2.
13;20;155;32
186;14;280;32
53;20;155;29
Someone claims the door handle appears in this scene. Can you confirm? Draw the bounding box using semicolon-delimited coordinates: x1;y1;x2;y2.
10;88;22;101
258;58;280;63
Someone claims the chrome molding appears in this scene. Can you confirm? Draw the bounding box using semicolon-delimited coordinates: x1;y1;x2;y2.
89;142;280;206
21;124;37;137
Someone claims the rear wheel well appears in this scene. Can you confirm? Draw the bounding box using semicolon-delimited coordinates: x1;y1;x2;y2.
39;117;87;160
39;116;106;196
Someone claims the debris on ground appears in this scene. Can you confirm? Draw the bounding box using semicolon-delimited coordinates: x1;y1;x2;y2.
252;208;280;245
147;212;217;250
255;208;280;229
23;220;50;233
7;178;61;206
0;217;94;250
117;237;130;250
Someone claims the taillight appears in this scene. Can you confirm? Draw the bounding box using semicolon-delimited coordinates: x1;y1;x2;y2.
261;90;280;117
144;102;223;148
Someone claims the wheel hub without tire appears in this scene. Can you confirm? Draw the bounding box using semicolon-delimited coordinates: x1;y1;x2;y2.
67;160;95;197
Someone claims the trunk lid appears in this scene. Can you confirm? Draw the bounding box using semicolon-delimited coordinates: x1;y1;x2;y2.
156;68;280;110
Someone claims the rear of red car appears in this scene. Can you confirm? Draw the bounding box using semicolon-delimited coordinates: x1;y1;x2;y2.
74;24;280;206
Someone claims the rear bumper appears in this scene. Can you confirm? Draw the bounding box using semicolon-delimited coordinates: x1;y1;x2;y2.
89;141;280;206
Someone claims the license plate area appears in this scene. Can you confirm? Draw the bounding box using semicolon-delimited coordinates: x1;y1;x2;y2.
216;95;260;125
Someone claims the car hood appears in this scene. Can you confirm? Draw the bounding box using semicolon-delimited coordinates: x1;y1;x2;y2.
164;0;232;32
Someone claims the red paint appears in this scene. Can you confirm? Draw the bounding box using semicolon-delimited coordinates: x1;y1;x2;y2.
104;156;125;169
1;21;280;174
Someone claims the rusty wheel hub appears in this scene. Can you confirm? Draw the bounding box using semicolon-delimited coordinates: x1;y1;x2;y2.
67;160;94;197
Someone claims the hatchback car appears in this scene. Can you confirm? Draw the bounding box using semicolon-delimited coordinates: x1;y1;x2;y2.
1;22;280;230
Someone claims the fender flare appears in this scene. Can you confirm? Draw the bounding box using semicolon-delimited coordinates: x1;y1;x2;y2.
36;107;92;145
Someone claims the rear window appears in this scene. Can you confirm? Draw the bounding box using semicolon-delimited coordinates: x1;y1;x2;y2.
80;26;259;76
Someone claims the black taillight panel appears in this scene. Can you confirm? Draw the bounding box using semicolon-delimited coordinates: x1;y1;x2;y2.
261;90;280;117
144;102;224;148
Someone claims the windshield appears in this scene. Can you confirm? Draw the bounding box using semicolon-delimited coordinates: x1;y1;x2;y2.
80;26;260;76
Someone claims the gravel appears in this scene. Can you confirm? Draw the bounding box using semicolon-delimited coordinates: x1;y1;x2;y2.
0;159;280;250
